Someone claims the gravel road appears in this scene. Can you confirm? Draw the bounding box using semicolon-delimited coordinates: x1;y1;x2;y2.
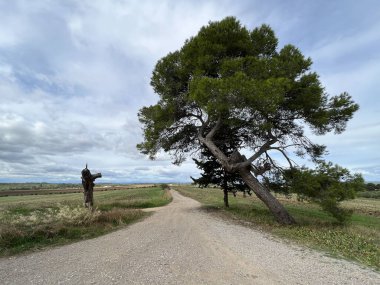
0;190;379;284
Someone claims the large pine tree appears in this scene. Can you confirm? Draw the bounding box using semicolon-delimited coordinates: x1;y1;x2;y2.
138;17;359;224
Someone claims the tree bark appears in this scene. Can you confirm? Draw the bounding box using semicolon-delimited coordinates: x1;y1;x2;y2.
223;188;229;207
81;166;102;209
239;168;296;225
199;131;296;225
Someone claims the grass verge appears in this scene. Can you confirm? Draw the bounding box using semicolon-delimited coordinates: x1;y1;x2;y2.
0;187;172;256
175;185;380;270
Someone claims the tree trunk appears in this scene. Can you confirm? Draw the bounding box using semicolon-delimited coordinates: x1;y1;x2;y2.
223;188;229;207
239;168;296;225
199;137;295;225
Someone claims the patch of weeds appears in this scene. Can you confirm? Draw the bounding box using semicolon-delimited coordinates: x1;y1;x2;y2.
0;208;148;256
275;226;380;269
97;202;130;211
97;209;145;225
0;187;170;256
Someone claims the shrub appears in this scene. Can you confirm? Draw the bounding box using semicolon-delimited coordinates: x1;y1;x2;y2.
160;183;170;190
275;161;364;224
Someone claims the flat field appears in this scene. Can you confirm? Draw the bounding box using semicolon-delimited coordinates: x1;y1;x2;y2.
0;185;172;256
175;185;380;270
0;183;155;196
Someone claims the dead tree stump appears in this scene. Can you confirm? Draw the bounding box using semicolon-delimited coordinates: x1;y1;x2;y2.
81;164;102;208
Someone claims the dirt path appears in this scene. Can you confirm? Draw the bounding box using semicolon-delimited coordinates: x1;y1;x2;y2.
0;190;378;284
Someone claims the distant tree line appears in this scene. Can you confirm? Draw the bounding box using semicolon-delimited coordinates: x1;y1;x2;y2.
364;182;380;192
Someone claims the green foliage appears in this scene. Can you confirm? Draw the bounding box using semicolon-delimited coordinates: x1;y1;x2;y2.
365;182;380;191
250;24;278;57
192;155;249;194
138;16;358;163
160;183;170;190
191;124;249;199
357;191;380;199
138;17;359;224
276;162;365;223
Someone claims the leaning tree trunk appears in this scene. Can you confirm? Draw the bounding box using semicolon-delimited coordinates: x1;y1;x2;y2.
199;136;295;225
239;168;296;225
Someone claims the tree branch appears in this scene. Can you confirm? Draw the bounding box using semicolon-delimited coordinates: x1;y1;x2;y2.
223;137;278;173
246;138;277;164
206;116;222;140
269;147;295;168
197;118;231;170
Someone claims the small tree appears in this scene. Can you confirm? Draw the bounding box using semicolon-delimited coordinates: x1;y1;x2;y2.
266;161;364;223
138;17;359;224
191;126;250;207
192;156;250;208
160;183;170;190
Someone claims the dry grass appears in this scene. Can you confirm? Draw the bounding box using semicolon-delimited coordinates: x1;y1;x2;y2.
342;198;380;217
175;185;380;270
0;186;172;256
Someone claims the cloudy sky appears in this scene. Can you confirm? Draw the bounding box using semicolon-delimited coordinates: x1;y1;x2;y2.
0;0;379;183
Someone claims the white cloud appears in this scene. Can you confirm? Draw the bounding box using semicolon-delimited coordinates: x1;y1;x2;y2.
0;0;379;182
309;23;380;63
1;0;231;182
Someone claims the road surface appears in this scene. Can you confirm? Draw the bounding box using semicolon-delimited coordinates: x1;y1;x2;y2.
0;190;378;284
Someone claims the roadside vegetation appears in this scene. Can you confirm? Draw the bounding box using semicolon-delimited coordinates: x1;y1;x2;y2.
175;185;380;270
0;186;172;256
358;191;380;199
357;183;380;199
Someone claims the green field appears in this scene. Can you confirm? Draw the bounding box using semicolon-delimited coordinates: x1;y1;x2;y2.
174;185;380;270
0;183;80;191
0;186;172;256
